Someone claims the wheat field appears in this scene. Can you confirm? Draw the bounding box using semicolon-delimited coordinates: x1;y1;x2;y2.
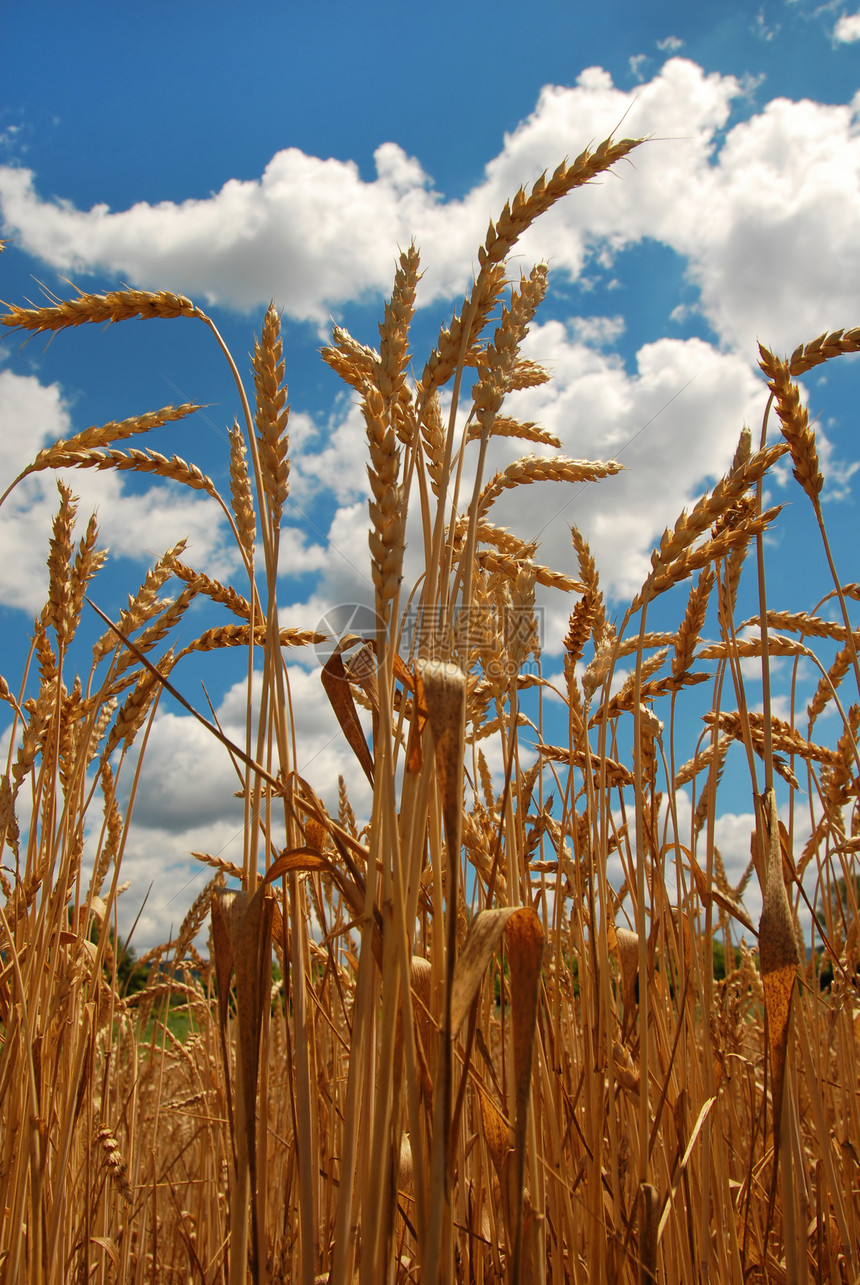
1;134;859;1284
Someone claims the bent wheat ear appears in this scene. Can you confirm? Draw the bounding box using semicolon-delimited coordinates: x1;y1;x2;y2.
786;326;860;376
476;454;623;519
0;403;202;510
1;286;205;332
321;323;379;391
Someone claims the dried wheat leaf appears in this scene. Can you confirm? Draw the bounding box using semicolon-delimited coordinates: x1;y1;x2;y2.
757;788;799;1157
608;921;640;1027
451;907;519;1031
320;644;374;786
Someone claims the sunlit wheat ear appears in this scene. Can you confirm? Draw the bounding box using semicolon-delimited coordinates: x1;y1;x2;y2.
95;1125;133;1206
172;873;224;965
748;607;852;641
469;521;536;559
484;135;643;266
644;442;788;589
616;629;676;658
0;403;201;508
378;244;420;400
0;779;17;897
32;617;57;691
720;531;750;617
506;357;551;391
169;558;251;620
0;285;205;331
821;703;860;820
175;624;325;663
698;634;815;663
786;326;860;376
253;303;290;529
564;587;599;669
628;504;783;616
709;710;838;770
92;541;187;663
68;512;107;644
109;582;199;681
728;422;752;477
476;550;582;594
43;444;221;501
420;137;643;402
90;758;122;898
192;850;244;881
759;347;823;502
418;260;509;401
320;323;379;391
673;733;731;793
701;711;801;789
471;265;548;433
364;384;405;623
337;774;358;838
228;419;257;563
103;652;172;758
807;642;854;727
465;416;561;448
570;523;609;649
419;388;445;497
476;454;623;520
581;618;618;701
43;478;78;648
672;565;714;678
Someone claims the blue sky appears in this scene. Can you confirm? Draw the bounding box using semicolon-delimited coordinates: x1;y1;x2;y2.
1;0;859;946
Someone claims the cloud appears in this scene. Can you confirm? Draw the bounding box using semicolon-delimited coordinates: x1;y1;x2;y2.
0;146;440;325
0;368;313;615
568;314;625;347
507;328;765;597
834;11;860;42
629;54;649;82
110;664;373;949
2;58;859;360
284;326;767;658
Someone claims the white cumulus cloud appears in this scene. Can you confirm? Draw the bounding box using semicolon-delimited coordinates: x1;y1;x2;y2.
2;58;859;360
111;664;373;949
834;11;860;42
284;327;768;656
0;368;245;614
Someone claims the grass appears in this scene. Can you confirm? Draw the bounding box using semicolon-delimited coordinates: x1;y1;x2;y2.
1;132;859;1283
